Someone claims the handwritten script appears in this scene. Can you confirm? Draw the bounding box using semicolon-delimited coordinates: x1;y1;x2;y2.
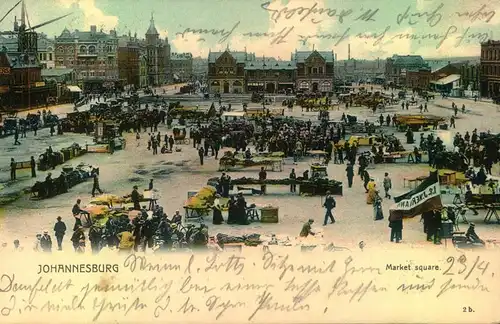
175;1;496;49
0;250;497;323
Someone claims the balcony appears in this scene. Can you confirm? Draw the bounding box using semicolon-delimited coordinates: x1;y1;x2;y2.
77;53;98;58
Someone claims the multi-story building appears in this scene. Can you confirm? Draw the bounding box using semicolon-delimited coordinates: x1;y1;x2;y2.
170;52;193;82
54;25;119;91
37;33;55;69
460;62;481;93
293;50;334;94
335;59;385;82
192;57;208;79
139;54;148;88
207;49;256;93
117;33;140;88
245;59;296;93
0;49;51;109
385;55;429;86
144;15;169;86
480;40;500;97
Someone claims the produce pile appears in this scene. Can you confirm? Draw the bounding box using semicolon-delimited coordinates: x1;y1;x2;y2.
184;186;217;209
220;152;283;166
216;233;262;247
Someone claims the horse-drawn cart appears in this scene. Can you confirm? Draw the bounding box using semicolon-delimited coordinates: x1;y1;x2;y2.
173;126;189;144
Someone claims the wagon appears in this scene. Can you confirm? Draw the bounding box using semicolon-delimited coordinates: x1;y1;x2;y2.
173;126;189;144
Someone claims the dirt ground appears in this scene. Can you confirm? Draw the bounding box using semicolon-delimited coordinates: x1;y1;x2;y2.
1;89;499;252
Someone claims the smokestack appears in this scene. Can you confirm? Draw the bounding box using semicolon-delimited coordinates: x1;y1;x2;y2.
348;44;351;60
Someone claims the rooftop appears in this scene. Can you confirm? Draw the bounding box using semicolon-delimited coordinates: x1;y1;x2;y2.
389;55;427;67
146;14;159;35
292;50;334;63
245;60;296;70
1;52;40;69
208;50;256;63
41;68;74;77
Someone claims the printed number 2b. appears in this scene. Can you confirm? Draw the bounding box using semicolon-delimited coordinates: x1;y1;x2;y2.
463;306;475;313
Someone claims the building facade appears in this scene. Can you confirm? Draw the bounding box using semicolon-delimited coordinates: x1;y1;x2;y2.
54;26;119;91
480;40;500;97
144;15;168;86
117;33;140;88
460;62;480;93
385;55;429;86
245;59;296;93
207;50;255;93
170;52;193;82
192;57;208;79
293;50;334;94
37;33;55;69
139;54;148;88
0;50;52;109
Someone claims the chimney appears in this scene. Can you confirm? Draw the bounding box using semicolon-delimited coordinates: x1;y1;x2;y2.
90;25;97;34
348;44;351;60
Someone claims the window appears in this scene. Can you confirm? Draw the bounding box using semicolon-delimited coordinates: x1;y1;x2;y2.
43;53;47;61
88;46;96;54
79;45;87;54
48;53;52;61
312;68;318;74
319;67;323;74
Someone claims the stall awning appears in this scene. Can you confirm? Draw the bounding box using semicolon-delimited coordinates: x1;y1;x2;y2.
67;85;82;92
430;74;461;86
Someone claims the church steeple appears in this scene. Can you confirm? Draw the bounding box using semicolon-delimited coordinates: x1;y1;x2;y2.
146;12;159;36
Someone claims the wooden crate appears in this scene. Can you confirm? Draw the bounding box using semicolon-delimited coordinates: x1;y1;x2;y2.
260;207;279;223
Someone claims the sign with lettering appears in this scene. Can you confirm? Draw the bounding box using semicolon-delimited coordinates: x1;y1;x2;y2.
35;82;45;87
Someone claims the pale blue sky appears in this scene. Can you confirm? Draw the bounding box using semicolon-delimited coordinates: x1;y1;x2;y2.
0;0;498;59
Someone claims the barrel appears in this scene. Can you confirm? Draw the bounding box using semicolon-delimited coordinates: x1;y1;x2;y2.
260;207;279;223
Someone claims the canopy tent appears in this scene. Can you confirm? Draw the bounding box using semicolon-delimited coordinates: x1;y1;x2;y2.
430;74;461;86
67;85;83;92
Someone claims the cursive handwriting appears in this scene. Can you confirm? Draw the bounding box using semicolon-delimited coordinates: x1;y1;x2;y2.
396;3;444;27
92;296;147;322
248;290;310;321
123;254;182;273
205;253;245;275
436;278;489;298
298;27;350;46
260;1;354;24
243;26;295;45
456;4;496;23
205;295;245;320
397;278;436;293
0;274;73;305
176;21;240;44
262;252;337;280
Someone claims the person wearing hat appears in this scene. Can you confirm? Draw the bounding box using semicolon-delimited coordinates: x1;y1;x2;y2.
171;210;182;224
71;226;86;253
13;239;23;252
40;230;52;253
300;219;315;237
345;162;354;188
466;223;484;245
212;194;224;225
323;191;336;225
53;216;67;251
148;179;154;191
131;185;141;210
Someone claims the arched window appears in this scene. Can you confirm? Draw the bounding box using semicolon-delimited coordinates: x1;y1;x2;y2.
88;46;96;54
79;45;87;54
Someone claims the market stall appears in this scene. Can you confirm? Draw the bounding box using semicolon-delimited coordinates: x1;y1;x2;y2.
219;151;284;171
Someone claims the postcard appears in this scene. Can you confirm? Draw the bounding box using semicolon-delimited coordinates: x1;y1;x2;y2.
0;0;499;323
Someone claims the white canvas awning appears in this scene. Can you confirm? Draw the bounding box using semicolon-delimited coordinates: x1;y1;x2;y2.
67;85;82;92
430;74;460;86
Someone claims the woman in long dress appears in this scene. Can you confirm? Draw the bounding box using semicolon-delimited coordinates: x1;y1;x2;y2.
373;191;384;221
212;194;224;225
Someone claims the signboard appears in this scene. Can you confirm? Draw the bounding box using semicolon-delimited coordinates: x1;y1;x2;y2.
0;67;11;75
35;82;46;87
0;86;9;93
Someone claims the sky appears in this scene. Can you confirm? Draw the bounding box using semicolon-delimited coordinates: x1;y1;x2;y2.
0;0;498;60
